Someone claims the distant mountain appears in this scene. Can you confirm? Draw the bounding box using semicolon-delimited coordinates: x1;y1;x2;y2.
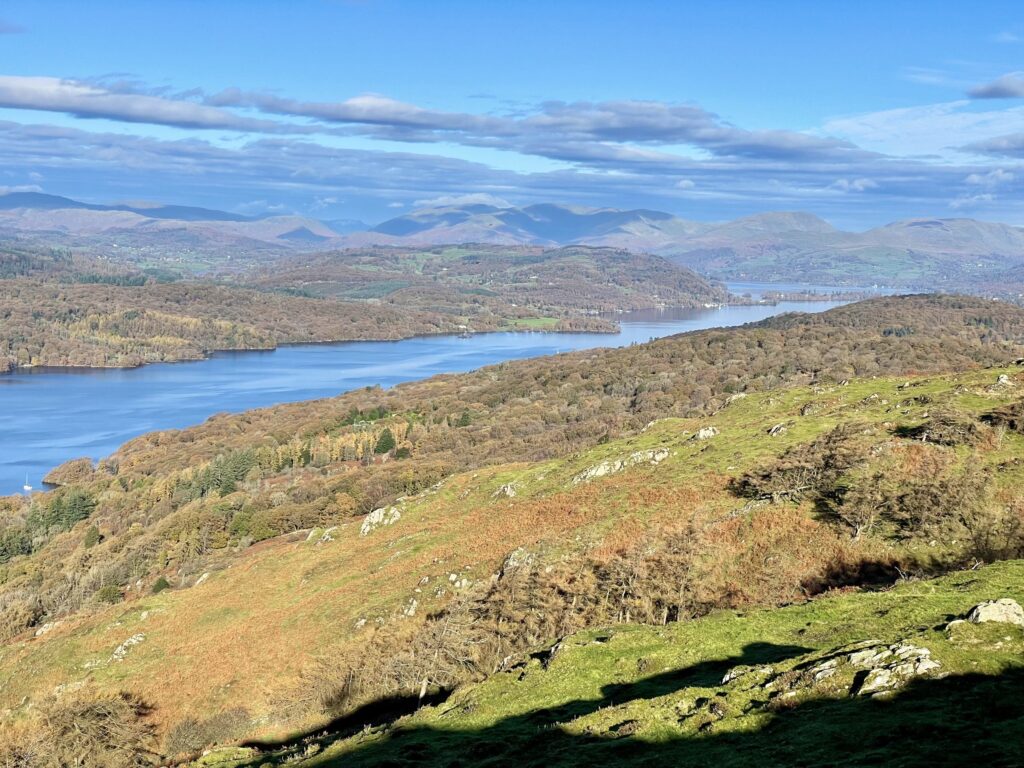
0;192;255;222
0;191;340;251
364;203;702;246
353;204;1024;290
5;192;1024;291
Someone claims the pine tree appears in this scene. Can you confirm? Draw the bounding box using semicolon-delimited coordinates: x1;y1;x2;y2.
374;428;396;454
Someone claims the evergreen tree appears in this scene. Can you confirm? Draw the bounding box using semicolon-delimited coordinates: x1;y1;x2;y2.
374;428;396;454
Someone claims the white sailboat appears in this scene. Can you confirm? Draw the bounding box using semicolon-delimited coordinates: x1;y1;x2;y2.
22;475;32;493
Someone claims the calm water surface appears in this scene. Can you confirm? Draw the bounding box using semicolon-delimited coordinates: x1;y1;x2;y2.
0;292;853;494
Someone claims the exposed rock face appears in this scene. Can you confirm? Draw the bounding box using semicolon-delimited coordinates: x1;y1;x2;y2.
692;426;719;441
767;423;787;437
967;598;1024;627
572;448;670;484
360;505;402;536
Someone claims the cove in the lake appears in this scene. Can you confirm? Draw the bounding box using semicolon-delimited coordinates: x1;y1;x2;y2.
0;292;855;495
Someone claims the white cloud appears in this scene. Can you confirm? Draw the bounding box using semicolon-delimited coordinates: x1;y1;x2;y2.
965;168;1014;186
950;192;995;209
0;184;43;194
675;179;695;189
386;201;405;208
412;193;513;209
823;100;1024;159
830;177;878;192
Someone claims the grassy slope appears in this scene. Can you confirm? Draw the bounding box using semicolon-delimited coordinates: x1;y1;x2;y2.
5;363;1024;751
284;560;1024;768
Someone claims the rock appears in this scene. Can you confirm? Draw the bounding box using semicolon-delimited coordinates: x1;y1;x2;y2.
360;505;402;536
692;426;719;441
34;621;60;638
767;423;787;437
996;374;1013;386
500;547;535;576
966;598;1024;627
402;599;418;618
194;572;210;587
493;483;518;498
111;633;145;662
572;448;670;484
318;526;337;543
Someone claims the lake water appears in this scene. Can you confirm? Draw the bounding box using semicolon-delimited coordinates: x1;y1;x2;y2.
0;293;852;495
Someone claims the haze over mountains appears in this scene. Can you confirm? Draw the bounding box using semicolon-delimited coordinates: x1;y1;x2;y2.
5;192;1024;290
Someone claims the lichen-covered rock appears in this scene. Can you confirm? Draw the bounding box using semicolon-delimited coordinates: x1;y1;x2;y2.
967;598;1024;627
360;505;402;536
692;426;719;441
572;448;670;484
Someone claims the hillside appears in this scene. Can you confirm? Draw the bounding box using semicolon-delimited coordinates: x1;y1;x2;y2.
0;243;724;371
247;244;726;314
235;561;1024;767
3;296;1024;763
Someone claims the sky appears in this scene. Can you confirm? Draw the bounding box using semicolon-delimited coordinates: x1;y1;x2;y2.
2;1;1024;228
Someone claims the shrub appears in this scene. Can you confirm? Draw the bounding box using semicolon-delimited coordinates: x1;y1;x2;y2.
164;707;250;757
733;424;870;503
33;690;155;768
83;524;101;548
95;585;123;604
151;576;171;594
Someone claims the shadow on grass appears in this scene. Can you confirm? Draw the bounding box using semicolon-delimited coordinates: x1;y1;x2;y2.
311;667;1024;768
238;689;452;751
232;642;1024;767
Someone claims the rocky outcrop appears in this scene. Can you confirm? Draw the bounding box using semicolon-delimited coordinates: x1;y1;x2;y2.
708;640;942;718
360;505;402;536
572;448;670;484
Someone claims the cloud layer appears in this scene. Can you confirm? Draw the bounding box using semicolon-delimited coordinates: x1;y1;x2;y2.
0;73;1022;226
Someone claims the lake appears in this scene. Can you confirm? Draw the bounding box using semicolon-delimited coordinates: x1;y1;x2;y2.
0;293;852;494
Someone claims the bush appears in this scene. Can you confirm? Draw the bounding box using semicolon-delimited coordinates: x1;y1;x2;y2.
164;707;250;756
33;690;155;768
733;424;870;503
95;585;123;604
83;524;101;548
151;576;171;594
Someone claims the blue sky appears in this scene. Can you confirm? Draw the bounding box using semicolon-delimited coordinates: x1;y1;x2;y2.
2;1;1024;227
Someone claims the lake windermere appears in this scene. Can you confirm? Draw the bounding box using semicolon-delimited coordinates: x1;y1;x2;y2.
0;294;851;494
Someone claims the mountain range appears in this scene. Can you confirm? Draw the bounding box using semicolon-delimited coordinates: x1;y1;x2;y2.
4;192;1024;289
